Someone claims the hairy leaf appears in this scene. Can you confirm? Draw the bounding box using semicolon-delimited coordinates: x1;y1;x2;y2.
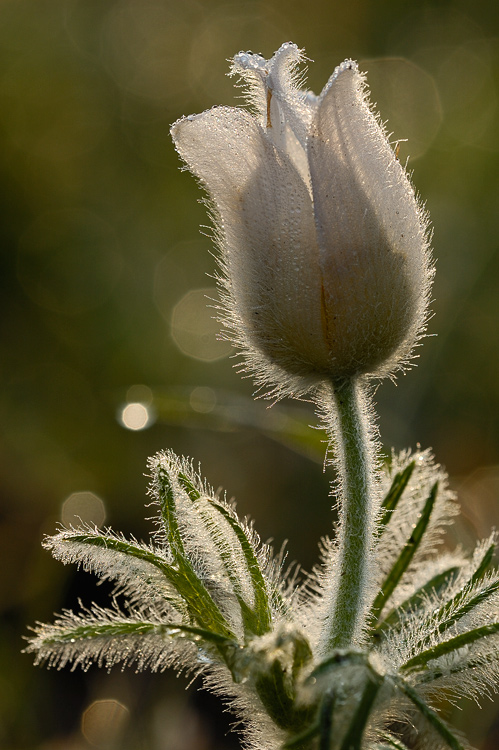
370;483;438;625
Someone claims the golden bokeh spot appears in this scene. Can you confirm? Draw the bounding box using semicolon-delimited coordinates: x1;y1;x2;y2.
171;288;232;362
81;699;129;748
61;492;106;528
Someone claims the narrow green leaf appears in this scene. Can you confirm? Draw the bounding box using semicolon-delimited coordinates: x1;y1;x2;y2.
411;543;498;652
177;471;272;635
65;532;233;639
375;565;460;635
178;473;270;635
396;679;465;750
340;673;381;750
65;533;177;582
153;466;240;638
179;567;231;635
378;461;415;532
209;500;272;634
158;622;237;646
402;621;499;673
155;463;186;558
178;480;244;606
370;483;438;625
43;620;164;643
423;578;499;646
418;650;497;685
42;620;236;648
472;542;495;581
177;472;202;500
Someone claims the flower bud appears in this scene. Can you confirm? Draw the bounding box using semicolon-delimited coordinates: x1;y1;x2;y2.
171;43;432;396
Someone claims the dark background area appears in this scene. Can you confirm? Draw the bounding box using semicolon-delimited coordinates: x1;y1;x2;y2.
2;0;499;747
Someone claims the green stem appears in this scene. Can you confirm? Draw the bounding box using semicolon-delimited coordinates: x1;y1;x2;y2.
325;377;376;650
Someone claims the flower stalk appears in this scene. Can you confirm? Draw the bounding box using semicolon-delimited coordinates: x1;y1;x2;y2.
323;377;377;650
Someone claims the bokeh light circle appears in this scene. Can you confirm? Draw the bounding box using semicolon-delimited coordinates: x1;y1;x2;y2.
120;402;154;430
189;386;217;413
359;57;442;161
171;287;232;362
81;699;129;748
61;491;106;528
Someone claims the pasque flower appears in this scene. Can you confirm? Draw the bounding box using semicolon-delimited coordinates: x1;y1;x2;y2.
27;43;499;750
171;43;432;396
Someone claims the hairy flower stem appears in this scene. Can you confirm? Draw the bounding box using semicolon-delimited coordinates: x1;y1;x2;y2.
325;377;377;650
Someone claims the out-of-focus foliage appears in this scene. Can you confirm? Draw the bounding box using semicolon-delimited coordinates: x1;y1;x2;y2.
2;1;499;748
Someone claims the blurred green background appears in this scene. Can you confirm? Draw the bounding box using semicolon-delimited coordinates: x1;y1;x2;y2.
2;0;499;747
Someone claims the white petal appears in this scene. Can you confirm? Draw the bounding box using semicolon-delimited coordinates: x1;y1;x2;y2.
231;44;316;187
308;62;430;376
266;42;316;148
231;43;315;144
171;107;331;375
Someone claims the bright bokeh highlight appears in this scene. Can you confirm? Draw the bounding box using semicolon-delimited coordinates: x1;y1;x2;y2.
120;402;153;430
61;491;106;528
